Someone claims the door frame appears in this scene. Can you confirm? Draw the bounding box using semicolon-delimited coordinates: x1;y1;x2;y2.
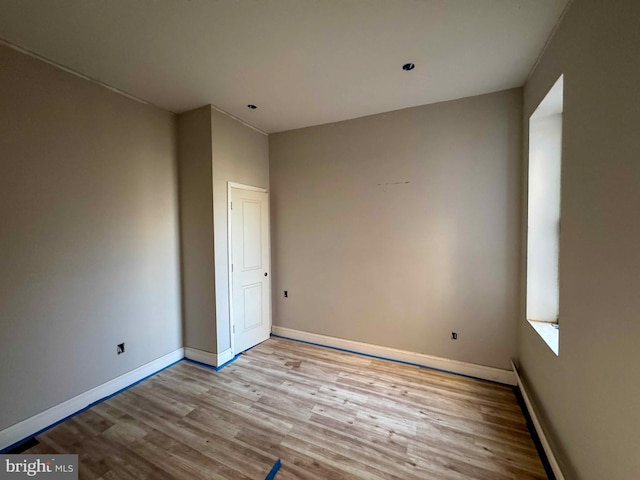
227;182;271;356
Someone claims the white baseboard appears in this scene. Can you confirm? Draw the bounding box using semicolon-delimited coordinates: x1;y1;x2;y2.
512;361;565;480
0;347;185;451
184;347;233;368
271;326;516;385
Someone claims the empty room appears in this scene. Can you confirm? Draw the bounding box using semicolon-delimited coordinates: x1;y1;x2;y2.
1;1;638;479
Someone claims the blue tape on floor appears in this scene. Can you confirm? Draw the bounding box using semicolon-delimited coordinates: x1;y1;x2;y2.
0;357;184;454
513;387;556;480
184;354;240;372
265;458;281;480
4;347;245;454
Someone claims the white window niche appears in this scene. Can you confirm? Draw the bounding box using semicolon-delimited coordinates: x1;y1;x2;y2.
526;75;563;356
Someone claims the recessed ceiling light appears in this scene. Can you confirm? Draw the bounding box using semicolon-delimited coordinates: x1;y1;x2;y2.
247;104;257;109
402;63;415;71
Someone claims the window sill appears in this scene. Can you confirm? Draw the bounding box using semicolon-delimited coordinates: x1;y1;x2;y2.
528;320;559;355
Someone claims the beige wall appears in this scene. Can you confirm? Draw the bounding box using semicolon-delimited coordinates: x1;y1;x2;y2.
176;108;269;355
270;89;522;370
211;109;270;354
0;44;182;430
177;107;216;352
518;1;640;478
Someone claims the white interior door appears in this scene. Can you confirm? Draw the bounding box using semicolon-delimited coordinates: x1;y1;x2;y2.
230;185;271;353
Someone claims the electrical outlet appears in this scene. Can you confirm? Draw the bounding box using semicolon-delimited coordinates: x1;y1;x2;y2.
117;343;125;354
284;290;288;298
451;332;458;340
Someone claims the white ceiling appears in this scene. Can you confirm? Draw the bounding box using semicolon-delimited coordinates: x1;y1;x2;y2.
0;0;568;133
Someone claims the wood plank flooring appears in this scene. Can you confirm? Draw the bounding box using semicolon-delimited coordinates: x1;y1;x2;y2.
26;337;547;479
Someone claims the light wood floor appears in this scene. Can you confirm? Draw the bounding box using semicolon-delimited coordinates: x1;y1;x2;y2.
26;337;547;479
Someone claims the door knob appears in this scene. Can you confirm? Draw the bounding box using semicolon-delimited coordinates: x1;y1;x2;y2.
264;272;268;276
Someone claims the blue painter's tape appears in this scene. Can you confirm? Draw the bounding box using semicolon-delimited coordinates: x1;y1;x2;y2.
4;349;248;453
184;354;240;372
513;387;556;480
270;334;502;385
0;357;184;454
3;345;255;454
265;458;281;480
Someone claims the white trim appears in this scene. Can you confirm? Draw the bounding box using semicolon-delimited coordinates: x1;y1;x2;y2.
271;326;516;385
0;36;158;110
228;182;267;193
0;348;184;451
227;182;235;356
216;348;234;366
210;105;268;136
227;183;271;357
526;0;575;82
512;361;565;480
184;347;230;367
